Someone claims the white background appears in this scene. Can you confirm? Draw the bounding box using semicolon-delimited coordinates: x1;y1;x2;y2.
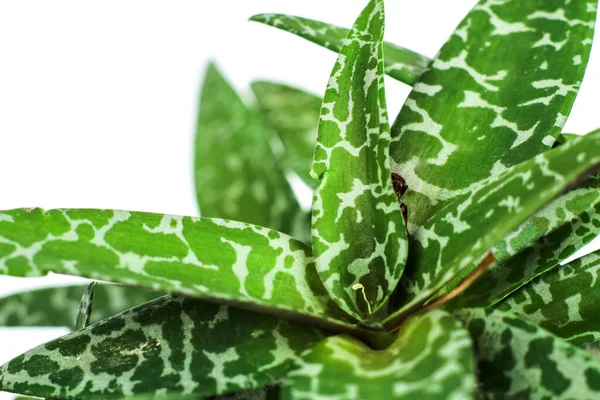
0;1;599;398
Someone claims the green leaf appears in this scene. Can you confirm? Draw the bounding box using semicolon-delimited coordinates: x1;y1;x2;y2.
0;284;159;328
74;281;97;330
0;208;357;333
391;0;598;231
446;187;600;308
251;81;322;189
195;63;308;241
455;308;600;399
496;249;600;346
249;14;430;86
310;0;408;320
383;129;600;329
0;295;324;399
283;309;475;399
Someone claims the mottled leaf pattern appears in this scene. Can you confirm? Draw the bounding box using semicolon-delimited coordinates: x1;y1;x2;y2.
497;249;600;346
0;295;324;399
75;281;97;330
249;14;430;86
0;284;159;328
195;63;308;241
0;208;356;332
251;81;322;189
310;0;408;319
283;309;475;399
447;188;600;308
455;308;600;399
385;130;600;329
391;0;598;231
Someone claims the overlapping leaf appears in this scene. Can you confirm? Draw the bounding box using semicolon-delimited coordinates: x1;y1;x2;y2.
446;188;600;308
310;0;408;320
195;63;308;241
391;0;598;231
283;309;475;399
383;129;600;329
249;14;430;86
0;284;159;328
0;295;324;399
251;81;322;189
497;249;600;346
0;208;357;333
455;308;600;398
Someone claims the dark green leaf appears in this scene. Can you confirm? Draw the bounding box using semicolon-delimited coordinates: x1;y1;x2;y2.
455;308;600;399
497;249;600;346
0;295;323;399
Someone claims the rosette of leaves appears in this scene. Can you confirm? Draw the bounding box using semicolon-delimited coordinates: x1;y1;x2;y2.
1;0;600;398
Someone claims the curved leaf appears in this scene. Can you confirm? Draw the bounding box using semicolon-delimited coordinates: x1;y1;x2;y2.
0;295;324;399
0;208;357;333
383;129;600;329
249;14;430;86
251;81;322;189
195;63;308;241
497;249;600;346
391;0;598;231
310;0;408;320
455;308;600;399
0;284;159;328
283;309;475;399
446;187;600;308
74;281;97;330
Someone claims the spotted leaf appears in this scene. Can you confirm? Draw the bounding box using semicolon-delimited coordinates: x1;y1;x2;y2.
251;81;322;189
391;0;598;231
195;63;308;242
446;187;600;308
497;249;600;346
0;284;159;328
249;13;430;86
0;295;324;399
383;129;600;329
74;281;97;330
0;208;357;333
310;0;408;320
283;309;475;399
455;308;600;399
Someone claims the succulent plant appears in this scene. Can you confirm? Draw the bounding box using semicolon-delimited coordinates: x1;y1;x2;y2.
1;0;600;398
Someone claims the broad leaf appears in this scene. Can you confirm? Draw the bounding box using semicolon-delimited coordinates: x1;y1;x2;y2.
0;295;324;399
310;0;408;320
251;81;322;189
391;0;598;231
0;208;357;333
383;129;600;329
497;249;600;346
74;281;97;330
283;309;475;399
446;187;600;308
455;308;600;399
0;284;159;328
195;63;308;241
249;14;430;86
